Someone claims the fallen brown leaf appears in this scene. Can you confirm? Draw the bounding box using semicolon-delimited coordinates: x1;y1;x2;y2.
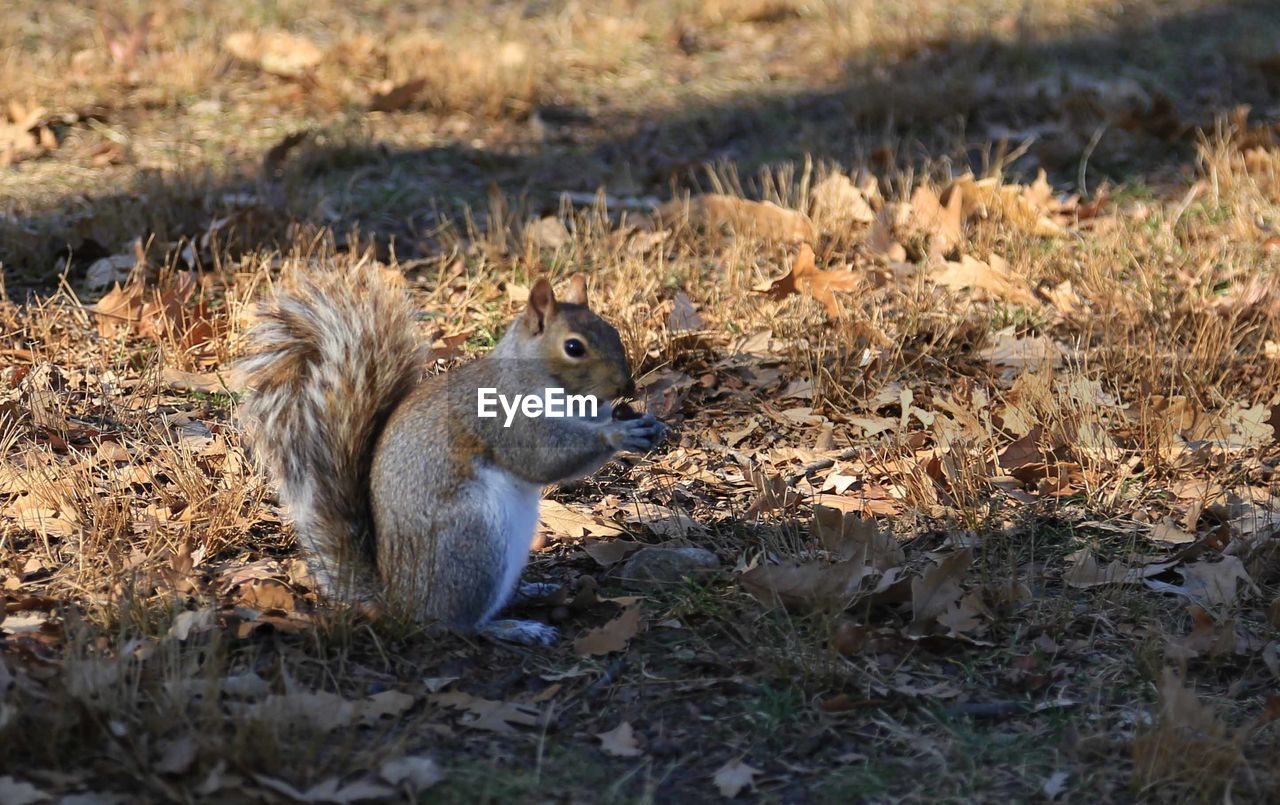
811;505;904;568
712;758;760;798
810;172;876;231
932;254;1035;306
573;604;643;656
539;500;624;540
429;690;542;734
596;721;643;757
660;194;816;242
910;184;965;257
1063;550;1180;588
369;78;427;112
224;31;324;79
754;243;859;315
740;556;875;612
911;550;972;625
581;539;641;567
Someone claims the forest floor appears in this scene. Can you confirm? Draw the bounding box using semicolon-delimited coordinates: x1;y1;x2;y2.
2;1;1280;801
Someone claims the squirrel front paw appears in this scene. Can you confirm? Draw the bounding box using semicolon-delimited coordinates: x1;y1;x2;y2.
606;413;667;453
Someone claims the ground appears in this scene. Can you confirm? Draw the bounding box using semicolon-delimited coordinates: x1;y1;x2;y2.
2;0;1280;802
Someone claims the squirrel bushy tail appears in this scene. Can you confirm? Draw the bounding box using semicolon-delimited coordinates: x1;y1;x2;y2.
238;267;422;602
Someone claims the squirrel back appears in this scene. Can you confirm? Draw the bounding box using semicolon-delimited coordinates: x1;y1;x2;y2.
237;267;422;602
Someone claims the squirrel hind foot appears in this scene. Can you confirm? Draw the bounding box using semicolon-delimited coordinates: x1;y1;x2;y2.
480;619;559;646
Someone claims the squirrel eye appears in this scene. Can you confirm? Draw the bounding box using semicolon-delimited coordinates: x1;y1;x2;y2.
563;338;586;358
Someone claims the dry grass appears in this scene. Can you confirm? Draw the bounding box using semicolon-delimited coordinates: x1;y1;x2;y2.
3;0;1280;802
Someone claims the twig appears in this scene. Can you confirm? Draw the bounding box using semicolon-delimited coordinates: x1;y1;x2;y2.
786;447;859;486
1078;122;1107;197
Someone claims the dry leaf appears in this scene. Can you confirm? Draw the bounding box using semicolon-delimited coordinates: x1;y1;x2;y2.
1131;668;1236;782
1166;605;1246;659
94;281;146;339
161;368;225;393
224;31;324;78
910;184;965;257
810;172;876;231
626;506;700;539
811;505;904;568
932;254;1035;306
1150;519;1196;545
1153;668;1222;733
247;690;359;734
361;690;417;723
1042;771;1070;800
0;102;58;166
661;194;816;242
911;550;972;625
1044;280;1084;317
430;690;542;734
379;756;444;790
238;579;295;612
525;217;571;250
1178;557;1258;608
596;721;643;757
950;173;1065;237
539;500;624;539
506;282;530;303
573;604;642;656
980;329;1064;369
1063;550;1179;588
167;608;216;641
85;254;136;290
582;539;641;567
712;758;760;798
937;592;986;635
369;78;427;112
754;243;859;315
740;557;874;612
668;291;705;332
864;202;910;262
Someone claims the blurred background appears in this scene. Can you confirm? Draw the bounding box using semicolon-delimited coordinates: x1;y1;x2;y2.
4;0;1279;281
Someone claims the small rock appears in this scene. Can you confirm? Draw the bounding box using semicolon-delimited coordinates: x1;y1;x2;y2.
620;546;719;590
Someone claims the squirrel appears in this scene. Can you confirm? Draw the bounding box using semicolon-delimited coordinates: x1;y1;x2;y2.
238;268;666;645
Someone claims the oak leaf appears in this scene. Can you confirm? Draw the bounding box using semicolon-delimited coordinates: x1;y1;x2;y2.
660;194;815;242
573;604;642;656
596;721;643;757
932;254;1035;305
712;759;760;798
754;244;858;315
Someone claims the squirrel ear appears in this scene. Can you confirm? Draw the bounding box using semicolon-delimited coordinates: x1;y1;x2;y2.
561;274;589;305
524;278;557;334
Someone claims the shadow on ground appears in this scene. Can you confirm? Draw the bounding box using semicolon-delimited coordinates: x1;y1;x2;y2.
3;0;1279;287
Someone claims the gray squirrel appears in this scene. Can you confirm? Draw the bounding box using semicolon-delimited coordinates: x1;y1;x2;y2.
239;269;665;644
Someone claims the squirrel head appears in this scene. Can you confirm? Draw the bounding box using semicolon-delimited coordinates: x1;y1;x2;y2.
513;274;636;400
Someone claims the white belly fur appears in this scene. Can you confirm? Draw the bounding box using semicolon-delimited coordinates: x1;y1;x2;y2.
475;464;542;623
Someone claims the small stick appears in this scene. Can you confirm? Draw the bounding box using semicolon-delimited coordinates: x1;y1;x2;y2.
786;447;858;486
